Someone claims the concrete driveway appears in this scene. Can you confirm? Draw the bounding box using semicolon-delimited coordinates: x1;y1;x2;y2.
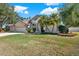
0;32;24;37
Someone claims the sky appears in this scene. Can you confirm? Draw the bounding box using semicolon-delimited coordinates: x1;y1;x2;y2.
9;3;64;18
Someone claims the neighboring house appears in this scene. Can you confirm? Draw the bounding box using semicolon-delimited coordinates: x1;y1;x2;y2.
69;27;79;32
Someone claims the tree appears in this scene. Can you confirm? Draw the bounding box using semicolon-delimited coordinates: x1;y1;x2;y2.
38;13;61;33
61;3;79;27
50;13;60;32
0;3;18;31
38;15;47;33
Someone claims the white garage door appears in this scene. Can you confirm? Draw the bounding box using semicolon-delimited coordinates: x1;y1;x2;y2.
69;27;79;32
15;28;26;32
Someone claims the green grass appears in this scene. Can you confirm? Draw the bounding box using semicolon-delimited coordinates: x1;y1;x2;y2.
0;33;79;56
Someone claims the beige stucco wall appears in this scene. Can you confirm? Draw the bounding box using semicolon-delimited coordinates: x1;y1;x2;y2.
15;21;26;28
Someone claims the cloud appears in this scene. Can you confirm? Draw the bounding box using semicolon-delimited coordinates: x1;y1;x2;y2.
14;5;28;12
24;11;29;14
45;3;59;6
14;5;29;15
40;7;58;15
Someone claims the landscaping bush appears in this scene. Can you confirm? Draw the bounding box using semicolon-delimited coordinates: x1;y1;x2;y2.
27;28;33;33
27;27;36;33
33;28;36;32
4;26;10;31
58;25;69;33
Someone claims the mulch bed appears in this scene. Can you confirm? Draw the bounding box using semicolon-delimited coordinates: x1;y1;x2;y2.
58;33;77;37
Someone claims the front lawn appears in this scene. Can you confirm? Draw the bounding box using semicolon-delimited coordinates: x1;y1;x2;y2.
0;33;79;56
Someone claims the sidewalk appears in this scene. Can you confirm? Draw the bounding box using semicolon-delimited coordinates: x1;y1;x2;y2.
0;32;24;37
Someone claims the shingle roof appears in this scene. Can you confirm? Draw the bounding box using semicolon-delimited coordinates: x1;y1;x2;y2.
31;15;41;21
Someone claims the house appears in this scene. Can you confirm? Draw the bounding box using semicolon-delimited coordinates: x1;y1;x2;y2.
9;20;30;32
30;15;41;33
8;15;79;33
31;15;79;33
30;15;59;33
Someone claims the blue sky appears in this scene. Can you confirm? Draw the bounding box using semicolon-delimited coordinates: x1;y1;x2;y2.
9;3;64;18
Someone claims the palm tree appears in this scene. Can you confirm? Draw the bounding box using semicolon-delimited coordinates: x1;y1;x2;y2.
50;13;60;32
0;3;18;31
38;15;46;33
38;13;60;33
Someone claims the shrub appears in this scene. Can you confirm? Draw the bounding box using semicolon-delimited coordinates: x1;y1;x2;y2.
58;25;69;34
33;28;36;32
4;26;10;31
27;28;33;33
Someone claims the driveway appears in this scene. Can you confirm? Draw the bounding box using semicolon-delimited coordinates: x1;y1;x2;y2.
0;32;24;37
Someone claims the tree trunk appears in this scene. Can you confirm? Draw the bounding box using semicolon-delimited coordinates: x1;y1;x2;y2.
41;26;44;33
45;24;50;32
52;25;54;33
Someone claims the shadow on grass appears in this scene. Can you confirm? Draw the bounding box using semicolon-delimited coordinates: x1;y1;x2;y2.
29;32;58;35
27;32;77;37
